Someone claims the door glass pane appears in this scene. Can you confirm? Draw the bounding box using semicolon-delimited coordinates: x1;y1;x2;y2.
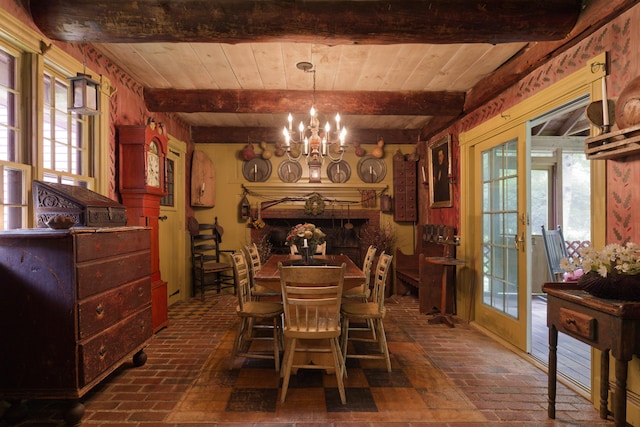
531;169;550;233
482;139;519;319
562;152;590;242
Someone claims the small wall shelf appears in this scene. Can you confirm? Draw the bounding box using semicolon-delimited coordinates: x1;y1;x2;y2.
584;123;640;160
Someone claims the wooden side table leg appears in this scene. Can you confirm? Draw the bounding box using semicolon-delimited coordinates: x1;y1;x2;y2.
548;324;557;419
614;356;628;427
600;349;610;420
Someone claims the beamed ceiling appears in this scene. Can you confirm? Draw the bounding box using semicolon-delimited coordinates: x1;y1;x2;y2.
25;0;638;145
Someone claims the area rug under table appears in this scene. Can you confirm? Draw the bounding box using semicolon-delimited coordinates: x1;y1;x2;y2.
167;314;486;423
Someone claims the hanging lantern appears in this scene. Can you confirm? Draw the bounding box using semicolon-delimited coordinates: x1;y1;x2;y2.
239;194;251;220
68;73;100;116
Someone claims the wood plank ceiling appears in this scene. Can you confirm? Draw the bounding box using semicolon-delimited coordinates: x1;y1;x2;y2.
25;0;638;145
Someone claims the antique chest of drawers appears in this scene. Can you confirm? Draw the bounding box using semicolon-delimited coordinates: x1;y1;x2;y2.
0;226;152;423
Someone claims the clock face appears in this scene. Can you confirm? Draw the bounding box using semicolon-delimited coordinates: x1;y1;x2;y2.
147;141;161;187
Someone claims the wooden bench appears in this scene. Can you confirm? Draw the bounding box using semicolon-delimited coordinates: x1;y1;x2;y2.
395;224;456;314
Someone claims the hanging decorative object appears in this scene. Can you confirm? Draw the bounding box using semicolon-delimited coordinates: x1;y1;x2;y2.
239;194;251;220
68;44;100;116
304;193;325;216
380;193;392;213
360;189;376;208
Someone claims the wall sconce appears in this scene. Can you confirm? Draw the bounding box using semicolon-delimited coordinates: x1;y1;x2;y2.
68;73;100;116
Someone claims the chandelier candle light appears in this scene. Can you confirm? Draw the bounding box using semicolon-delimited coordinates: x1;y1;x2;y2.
282;62;347;182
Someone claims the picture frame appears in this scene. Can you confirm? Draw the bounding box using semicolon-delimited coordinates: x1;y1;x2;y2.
428;134;452;208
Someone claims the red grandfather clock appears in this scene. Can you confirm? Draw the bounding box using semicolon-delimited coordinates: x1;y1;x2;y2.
118;122;169;332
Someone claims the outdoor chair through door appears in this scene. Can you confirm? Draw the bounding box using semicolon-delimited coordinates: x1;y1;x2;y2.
541;225;569;282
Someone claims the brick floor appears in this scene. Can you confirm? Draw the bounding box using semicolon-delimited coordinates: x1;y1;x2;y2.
0;292;612;427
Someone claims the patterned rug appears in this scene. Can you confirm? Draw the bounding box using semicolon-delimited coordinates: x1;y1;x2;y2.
167;301;486;423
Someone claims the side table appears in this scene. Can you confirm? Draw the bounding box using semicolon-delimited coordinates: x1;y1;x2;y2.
543;282;640;427
425;256;465;327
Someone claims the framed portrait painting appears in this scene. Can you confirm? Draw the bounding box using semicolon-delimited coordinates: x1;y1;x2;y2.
428;135;452;208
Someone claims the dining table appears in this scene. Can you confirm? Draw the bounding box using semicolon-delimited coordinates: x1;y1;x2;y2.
254;254;366;293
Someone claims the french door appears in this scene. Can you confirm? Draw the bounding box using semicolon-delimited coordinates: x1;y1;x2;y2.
473;126;529;351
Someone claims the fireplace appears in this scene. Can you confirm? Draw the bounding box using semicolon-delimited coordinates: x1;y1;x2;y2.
250;208;380;266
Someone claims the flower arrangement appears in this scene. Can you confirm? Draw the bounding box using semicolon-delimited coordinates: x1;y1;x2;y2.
286;223;326;249
561;242;640;278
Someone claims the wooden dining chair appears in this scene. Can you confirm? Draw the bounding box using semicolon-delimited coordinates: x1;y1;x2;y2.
244;243;280;300
341;253;393;372
278;262;347;404
190;217;235;300
289;242;327;255
342;245;377;301
230;252;283;371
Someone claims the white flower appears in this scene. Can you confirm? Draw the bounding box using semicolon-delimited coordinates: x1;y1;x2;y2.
562;242;640;278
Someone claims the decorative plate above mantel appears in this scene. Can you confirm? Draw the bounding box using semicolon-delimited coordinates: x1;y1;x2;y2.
327;160;351;183
277;160;303;183
242;158;272;182
357;156;386;183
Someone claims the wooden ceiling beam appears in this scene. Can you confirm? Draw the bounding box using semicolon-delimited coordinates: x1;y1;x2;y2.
419;0;639;140
145;89;464;116
191;127;419;145
29;0;580;44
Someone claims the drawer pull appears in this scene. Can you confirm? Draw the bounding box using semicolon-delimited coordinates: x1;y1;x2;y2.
98;346;107;358
95;304;105;316
139;320;146;329
559;307;596;340
138;287;144;296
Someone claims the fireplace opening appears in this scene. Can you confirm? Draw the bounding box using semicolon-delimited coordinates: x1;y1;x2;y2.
250;208;381;266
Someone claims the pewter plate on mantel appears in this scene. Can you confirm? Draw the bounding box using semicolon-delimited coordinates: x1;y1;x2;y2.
326;160;351;183
357;156;386;183
242;158;272;182
277;160;303;183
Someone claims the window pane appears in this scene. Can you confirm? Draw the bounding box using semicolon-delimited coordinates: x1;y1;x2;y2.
43;70;91;182
0;49;17;162
2;165;27;230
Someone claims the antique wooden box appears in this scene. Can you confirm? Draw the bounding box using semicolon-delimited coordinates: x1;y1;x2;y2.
33;180;127;227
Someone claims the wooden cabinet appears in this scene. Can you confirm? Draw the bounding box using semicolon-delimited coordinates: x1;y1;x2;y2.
0;227;153;424
393;153;417;222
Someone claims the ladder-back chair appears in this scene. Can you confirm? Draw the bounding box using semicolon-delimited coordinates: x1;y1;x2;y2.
190;217;235;300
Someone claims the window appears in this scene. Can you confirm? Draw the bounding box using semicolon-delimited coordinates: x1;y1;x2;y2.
42;70;92;188
0;46;29;229
0;15;108;230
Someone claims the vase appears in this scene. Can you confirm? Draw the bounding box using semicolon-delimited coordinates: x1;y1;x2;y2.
578;271;640;301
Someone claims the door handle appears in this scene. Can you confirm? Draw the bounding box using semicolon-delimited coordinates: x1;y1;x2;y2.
514;232;525;251
159;215;168;221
